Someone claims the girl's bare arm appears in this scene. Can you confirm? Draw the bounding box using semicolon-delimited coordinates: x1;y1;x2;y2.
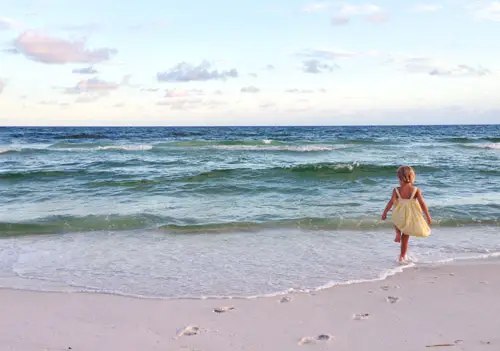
416;189;432;224
381;189;397;220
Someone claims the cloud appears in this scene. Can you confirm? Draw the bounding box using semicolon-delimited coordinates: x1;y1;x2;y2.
13;30;117;64
249;73;258;77
338;4;382;15
298;48;377;60
114;102;125;108
164;88;204;98
2;48;21;55
241;86;260;93
331;16;350;25
59;23;101;32
39;100;59;105
470;1;500;21
129;20;168;30
0;18;19;30
303;2;331;12
302;59;337;73
410;4;443;12
72;66;98;74
332;3;388;24
296;48;376;73
157;61;238;82
285;89;315;94
75;95;100;103
265;64;275;70
140;87;159;92
62;75;131;95
0;78;6;94
389;56;492;77
366;12;389;22
157;98;226;110
259;103;276;110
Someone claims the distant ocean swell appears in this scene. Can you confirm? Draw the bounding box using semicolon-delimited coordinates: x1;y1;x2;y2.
1;213;499;237
0;162;442;182
2;139;500;155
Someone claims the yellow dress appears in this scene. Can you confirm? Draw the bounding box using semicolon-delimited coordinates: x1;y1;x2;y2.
391;187;431;237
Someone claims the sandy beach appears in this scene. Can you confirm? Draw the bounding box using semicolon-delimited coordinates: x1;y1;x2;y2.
0;260;498;351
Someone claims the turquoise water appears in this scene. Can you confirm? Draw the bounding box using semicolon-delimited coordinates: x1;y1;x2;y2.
0;126;499;298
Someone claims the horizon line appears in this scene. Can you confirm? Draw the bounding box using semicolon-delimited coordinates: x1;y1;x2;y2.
1;123;499;128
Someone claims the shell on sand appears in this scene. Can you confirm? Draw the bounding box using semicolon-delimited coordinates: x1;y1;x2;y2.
298;334;334;345
213;306;235;313
177;325;200;337
353;313;370;320
280;296;292;303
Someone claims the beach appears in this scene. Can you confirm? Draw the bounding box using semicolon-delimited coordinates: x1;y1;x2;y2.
1;126;499;350
1;260;498;351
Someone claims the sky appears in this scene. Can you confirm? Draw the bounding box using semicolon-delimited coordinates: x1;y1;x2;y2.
0;0;500;126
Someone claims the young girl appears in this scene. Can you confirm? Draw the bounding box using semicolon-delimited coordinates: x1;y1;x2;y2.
381;166;432;262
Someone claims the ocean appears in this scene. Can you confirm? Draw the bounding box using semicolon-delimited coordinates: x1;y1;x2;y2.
0;125;499;299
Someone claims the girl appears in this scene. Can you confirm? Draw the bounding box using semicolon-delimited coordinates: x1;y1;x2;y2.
381;166;432;262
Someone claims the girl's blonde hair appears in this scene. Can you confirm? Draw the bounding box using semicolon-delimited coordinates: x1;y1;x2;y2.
397;165;415;184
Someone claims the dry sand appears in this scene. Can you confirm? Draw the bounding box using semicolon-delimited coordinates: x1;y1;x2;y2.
0;261;498;351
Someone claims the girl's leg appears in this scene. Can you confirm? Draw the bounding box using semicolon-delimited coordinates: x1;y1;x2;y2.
393;226;401;243
400;234;409;261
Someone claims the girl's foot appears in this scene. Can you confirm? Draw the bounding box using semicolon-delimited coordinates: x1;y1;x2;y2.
394;232;401;243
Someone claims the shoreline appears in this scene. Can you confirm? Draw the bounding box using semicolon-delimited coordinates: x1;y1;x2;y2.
1;259;499;351
1;252;499;301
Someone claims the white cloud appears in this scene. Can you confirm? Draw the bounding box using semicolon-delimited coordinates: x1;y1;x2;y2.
298;48;379;59
389;56;492;77
157;98;226;110
338;4;381;15
331;16;350;25
332;3;389;24
471;1;500;21
410;4;443;12
302;2;331;12
0;78;6;94
0;18;20;30
296;48;377;73
366;12;389;22
164;88;204;98
241;86;260;93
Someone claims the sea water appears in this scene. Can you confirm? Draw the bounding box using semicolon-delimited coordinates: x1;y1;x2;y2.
0;125;499;298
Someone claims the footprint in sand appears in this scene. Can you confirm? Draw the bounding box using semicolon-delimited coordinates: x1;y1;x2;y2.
177;325;200;337
386;296;400;304
353;313;370;320
298;334;334;345
381;285;400;291
280;296;292;303
214;306;235;313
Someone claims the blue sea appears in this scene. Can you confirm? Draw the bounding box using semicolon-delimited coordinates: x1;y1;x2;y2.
1;125;499;298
